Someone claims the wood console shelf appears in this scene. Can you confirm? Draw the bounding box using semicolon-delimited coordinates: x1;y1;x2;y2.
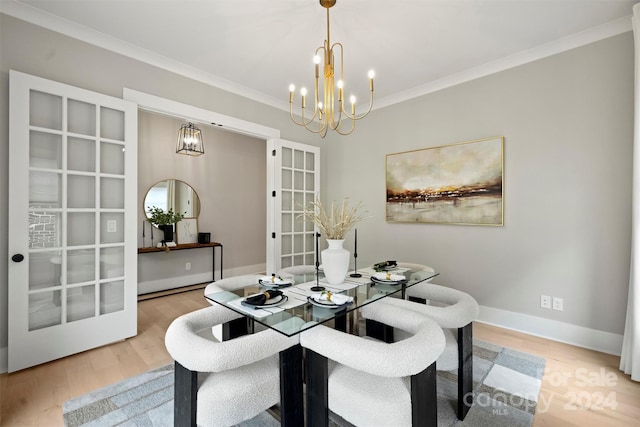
138;242;223;281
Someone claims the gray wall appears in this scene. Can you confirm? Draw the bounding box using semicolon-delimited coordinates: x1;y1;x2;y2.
0;13;634;366
323;32;634;335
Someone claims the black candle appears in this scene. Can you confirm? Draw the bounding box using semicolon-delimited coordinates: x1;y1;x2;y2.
354;228;357;255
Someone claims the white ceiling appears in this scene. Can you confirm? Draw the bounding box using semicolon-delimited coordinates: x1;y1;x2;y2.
1;0;637;112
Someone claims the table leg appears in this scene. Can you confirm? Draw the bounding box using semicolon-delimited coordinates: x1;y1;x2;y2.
365;318;395;343
222;317;249;340
211;244;224;281
305;348;329;427
334;309;347;332
279;344;304;427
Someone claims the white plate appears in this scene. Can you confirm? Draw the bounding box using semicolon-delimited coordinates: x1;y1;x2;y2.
258;276;292;288
307;296;349;309
241;294;288;309
373;272;406;282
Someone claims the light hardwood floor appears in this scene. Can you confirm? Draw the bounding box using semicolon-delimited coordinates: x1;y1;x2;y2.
1;289;638;426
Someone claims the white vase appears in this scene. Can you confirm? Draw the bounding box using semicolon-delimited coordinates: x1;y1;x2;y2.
321;239;350;285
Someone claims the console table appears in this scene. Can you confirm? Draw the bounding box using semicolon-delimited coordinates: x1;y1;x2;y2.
138;242;223;282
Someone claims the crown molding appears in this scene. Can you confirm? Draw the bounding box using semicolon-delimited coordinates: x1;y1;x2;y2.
1;1;632;113
0;0;289;111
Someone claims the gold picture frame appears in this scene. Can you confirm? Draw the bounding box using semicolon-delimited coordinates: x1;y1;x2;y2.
386;136;504;225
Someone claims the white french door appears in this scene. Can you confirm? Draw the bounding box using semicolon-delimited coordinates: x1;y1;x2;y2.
267;139;320;275
8;71;138;372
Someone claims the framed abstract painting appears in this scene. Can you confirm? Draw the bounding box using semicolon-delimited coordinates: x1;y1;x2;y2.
386;136;504;225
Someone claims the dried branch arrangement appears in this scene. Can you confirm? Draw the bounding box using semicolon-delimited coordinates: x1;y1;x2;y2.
299;197;367;240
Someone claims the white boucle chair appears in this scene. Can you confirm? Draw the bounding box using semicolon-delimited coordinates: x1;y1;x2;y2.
300;301;446;427
365;272;480;421
396;262;435;273
165;305;302;427
276;264;317;279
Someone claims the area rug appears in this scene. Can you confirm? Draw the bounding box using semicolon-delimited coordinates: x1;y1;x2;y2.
63;339;545;427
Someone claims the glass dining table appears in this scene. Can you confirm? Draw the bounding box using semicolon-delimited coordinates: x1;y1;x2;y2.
203;265;439;427
204;266;438;337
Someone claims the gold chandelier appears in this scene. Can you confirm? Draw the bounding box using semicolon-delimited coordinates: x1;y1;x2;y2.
289;0;375;138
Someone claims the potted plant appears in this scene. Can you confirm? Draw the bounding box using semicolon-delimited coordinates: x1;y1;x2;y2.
146;206;185;246
299;197;367;284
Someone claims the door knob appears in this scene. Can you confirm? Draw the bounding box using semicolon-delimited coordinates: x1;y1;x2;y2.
11;254;24;263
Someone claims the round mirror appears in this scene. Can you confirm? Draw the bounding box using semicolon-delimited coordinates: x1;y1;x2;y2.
144;179;200;225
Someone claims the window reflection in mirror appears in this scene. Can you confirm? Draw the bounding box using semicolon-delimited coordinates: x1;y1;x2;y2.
144;180;200;224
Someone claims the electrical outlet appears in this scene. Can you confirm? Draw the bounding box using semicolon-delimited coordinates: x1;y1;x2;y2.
541;295;551;309
553;297;564;311
185;262;191;271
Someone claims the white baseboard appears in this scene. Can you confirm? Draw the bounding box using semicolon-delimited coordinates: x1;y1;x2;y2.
137;263;267;295
477;305;623;356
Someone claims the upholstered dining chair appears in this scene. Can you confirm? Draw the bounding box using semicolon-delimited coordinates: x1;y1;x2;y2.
204;275;264;340
300;301;446;427
165;305;301;427
396;262;435;273
276;264;317;279
365;272;480;421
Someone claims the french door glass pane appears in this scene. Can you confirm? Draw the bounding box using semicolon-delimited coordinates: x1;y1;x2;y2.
67;285;95;322
29;290;62;331
282;235;292;255
282;147;292;168
29;210;61;249
293;192;304;211
294;171;304;190
100;281;124;314
68;212;96;246
100;178;124;209
100;142;125;175
100;212;124;244
100;246;124;279
282;213;292;233
67;249;96;284
30;131;62;168
282;169;292;190
306;172;315;191
67;137;96;172
100;107;125;141
68;175;95;208
29;90;62;130
305;152;315;171
29;251;61;290
305;253;314;265
294;149;304;169
282;190;292;211
67;99;96;136
30;171;61;205
305;233;314;253
293;234;304;253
